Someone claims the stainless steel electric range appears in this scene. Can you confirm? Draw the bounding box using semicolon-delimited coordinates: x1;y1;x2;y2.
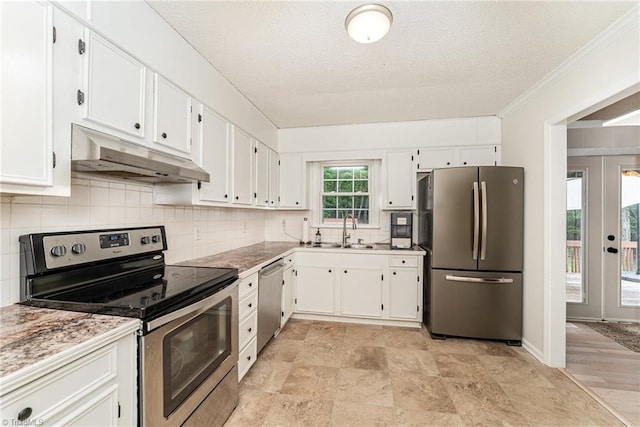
19;226;239;427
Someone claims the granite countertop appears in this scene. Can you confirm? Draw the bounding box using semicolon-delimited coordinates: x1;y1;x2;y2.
179;241;301;274
0;305;139;380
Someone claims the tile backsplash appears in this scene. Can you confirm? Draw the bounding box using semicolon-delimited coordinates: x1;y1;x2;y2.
0;177;265;307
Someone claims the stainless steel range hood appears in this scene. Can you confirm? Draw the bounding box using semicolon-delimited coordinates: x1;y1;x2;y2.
71;124;209;184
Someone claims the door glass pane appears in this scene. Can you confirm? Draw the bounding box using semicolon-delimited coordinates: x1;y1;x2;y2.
566;171;585;303
621;169;640;307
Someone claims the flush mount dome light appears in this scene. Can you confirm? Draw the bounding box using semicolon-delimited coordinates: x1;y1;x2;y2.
345;4;393;44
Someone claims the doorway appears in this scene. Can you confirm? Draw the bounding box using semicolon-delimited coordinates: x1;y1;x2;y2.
566;155;640;321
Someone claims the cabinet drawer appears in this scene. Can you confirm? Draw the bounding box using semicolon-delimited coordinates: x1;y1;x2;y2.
238;272;258;299
238;337;257;381
239;292;258;319
1;344;117;422
389;256;418;268
239;310;258;350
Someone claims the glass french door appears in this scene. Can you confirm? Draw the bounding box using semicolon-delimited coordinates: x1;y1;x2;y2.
567;155;640;321
603;155;640;321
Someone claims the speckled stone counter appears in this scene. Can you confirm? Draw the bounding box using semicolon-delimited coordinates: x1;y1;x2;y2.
0;304;139;379
179;241;301;274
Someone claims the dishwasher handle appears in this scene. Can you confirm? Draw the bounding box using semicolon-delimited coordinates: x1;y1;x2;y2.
260;258;284;277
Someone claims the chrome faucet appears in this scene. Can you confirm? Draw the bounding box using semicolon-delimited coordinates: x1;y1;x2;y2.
342;214;357;247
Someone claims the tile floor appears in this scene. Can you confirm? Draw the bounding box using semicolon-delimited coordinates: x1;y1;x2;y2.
225;319;623;426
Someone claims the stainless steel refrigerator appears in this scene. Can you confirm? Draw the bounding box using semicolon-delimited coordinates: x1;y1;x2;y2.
418;166;524;345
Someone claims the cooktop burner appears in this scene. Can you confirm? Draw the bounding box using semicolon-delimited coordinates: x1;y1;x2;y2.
19;226;238;320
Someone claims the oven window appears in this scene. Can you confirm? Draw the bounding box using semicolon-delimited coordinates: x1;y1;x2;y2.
162;296;232;417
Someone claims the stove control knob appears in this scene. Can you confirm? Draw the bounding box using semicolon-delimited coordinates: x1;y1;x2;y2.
152;235;161;243
71;243;86;255
141;236;152;245
50;245;67;257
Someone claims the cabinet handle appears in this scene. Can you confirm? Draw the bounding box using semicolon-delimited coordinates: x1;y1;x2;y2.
161;132;167;139
77;90;85;105
248;327;252;332
248;303;252;308
78;38;85;54
134;122;141;130
248;282;252;287
247;355;251;361
17;407;32;421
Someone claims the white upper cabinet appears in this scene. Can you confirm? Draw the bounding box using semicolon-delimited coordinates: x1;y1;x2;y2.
83;31;146;138
416;148;454;170
458;146;497;166
1;1;54;189
1;3;83;196
278;154;305;209
269;149;279;207
232;127;253;205
153;74;192;155
254;140;270;207
385;150;415;210
198;105;230;203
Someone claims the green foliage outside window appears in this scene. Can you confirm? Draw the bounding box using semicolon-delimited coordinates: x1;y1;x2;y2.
322;165;369;224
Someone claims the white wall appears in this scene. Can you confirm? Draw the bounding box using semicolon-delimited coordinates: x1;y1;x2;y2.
500;6;639;366
0;177;266;307
278;116;500;153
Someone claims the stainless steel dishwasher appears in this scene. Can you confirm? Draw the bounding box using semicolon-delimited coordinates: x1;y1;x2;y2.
257;258;284;353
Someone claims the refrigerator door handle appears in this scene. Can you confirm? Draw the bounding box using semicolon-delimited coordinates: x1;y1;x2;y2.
472;181;480;260
445;274;514;284
480;180;488;260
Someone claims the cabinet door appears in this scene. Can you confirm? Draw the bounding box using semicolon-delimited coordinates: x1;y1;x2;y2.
232;128;253;205
282;267;294;327
55;385;119;426
1;1;54;187
254;141;269;207
416;148;454;170
295;266;334;314
279;154;305;208
269;150;279;207
385;150;414;209
153;74;192;155
458;146;496;166
198;107;230;203
389;269;419;320
84;31;146;138
341;267;382;318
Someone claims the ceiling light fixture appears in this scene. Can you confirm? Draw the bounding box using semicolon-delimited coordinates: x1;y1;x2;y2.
602;108;640;127
345;4;393;44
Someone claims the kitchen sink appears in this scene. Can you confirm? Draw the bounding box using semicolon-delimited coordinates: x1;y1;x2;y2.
305;242;378;250
343;243;375;249
309;242;342;248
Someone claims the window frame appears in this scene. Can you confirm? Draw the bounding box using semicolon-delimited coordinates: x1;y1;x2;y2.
311;159;381;229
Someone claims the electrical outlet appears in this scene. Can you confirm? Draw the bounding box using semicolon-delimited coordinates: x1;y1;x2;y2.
194;225;201;240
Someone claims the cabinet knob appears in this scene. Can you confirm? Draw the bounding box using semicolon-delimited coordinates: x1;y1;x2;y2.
248;282;252;287
446;162;450;165
389;201;393;205
17;407;33;421
247;355;251;361
393;272;397;275
328;269;332;273
344;270;347;274
463;161;467;165
235;196;239;200
295;201;299;205
224;194;228;198
248;303;252;308
248;327;252;332
402;260;405;264
134;122;141;130
161;132;167;139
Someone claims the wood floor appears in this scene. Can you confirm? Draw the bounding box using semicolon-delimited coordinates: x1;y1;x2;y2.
566;322;640;426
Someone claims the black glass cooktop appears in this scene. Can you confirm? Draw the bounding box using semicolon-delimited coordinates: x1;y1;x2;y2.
23;265;238;319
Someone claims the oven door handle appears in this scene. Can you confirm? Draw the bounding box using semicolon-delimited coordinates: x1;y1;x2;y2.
145;280;238;333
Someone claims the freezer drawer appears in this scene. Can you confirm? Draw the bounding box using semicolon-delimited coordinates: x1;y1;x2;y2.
429;269;522;342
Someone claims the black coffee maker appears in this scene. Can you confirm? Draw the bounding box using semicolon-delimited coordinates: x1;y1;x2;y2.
390;212;413;249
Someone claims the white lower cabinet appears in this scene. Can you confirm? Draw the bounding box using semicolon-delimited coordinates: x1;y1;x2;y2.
295;266;335;314
0;329;137;426
293;251;423;325
281;265;295;328
341;267;383;318
238;272;258;381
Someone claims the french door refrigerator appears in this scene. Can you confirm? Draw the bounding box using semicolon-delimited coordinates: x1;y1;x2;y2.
418;166;524;345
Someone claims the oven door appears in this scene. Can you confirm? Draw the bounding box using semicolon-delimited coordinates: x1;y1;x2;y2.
140;280;238;427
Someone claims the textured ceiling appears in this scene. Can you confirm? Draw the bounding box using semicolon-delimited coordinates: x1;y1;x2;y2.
148;1;636;129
